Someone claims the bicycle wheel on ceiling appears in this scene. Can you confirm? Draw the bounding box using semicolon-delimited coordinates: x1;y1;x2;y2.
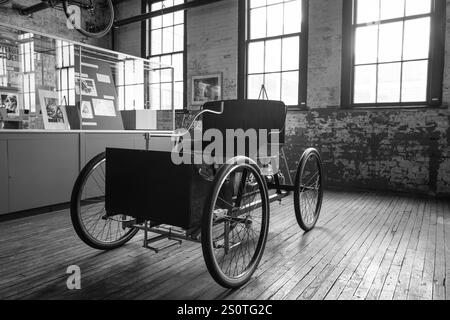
63;0;114;39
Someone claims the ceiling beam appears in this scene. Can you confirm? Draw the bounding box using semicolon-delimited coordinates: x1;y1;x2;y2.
114;0;227;27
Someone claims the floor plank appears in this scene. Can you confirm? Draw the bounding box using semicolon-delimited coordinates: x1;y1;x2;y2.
0;191;448;300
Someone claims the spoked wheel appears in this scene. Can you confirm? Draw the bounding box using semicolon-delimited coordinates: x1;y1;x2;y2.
63;0;114;38
70;152;138;250
202;158;270;288
294;148;323;232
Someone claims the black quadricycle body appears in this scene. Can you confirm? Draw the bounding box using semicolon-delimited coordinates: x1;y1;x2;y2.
70;100;324;288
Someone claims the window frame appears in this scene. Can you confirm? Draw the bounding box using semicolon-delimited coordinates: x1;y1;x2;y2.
19;34;36;113
0;46;7;87
238;0;309;109
146;0;187;111
56;40;76;108
341;0;446;108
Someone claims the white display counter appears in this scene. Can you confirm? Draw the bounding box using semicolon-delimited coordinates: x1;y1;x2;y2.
0;131;174;215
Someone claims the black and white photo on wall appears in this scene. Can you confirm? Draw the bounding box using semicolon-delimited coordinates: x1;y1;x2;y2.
191;73;222;105
0;91;18;117
38;89;70;130
75;77;98;97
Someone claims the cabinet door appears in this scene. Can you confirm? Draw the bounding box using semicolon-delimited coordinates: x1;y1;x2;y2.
0;141;8;215
8;134;79;212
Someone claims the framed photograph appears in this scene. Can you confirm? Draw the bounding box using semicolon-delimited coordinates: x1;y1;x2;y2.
80;101;94;119
191;74;222;105
75;77;98;97
39;90;70;130
0;92;19;117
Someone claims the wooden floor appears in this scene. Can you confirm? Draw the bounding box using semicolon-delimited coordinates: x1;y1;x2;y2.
0;191;449;300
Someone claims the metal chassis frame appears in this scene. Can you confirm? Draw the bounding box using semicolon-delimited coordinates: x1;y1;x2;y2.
126;147;297;253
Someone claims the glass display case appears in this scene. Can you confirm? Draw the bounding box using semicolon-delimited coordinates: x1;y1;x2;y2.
0;22;176;132
0;23;178;215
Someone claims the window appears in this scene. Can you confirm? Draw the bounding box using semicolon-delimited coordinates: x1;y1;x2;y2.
116;59;145;111
242;0;308;107
149;0;185;110
19;33;36;112
0;46;7;87
56;40;75;107
343;0;446;107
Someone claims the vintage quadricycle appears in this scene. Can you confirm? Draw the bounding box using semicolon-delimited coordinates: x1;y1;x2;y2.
70;100;323;288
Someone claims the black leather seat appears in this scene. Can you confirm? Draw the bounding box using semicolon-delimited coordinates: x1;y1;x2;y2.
202;99;287;145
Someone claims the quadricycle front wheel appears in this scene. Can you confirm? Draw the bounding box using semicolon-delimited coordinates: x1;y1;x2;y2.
201;157;270;289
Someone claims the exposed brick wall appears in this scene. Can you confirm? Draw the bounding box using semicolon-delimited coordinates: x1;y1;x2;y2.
285;0;450;196
112;0;450;196
186;0;238;108
113;0;142;57
285;108;450;196
444;0;450;104
307;0;342;108
0;0;110;47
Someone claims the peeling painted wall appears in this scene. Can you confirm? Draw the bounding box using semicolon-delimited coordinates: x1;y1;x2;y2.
285;108;450;196
186;0;238;108
307;0;342;108
113;0;450;196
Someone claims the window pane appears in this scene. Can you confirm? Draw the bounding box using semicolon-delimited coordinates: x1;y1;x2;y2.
174;81;183;109
380;0;404;20
150;69;160;84
401;60;428;102
250;0;266;8
403;17;430;60
405;0;431;16
354;65;376;103
248;74;264;99
377;63;401;102
151;29;162;55
355;25;378;64
282;36;299;71
163;0;174;8
151;1;162;11
356;0;380;24
267;3;283;37
173;24;184;52
172;53;183;82
281;71;299;105
162;13;174;27
265;72;281;100
174;11;184;25
161;54;171;66
150;84;161;110
151;16;162;30
161;83;173;110
162;27;174;53
378;22;403;63
248;41;265;74
250;7;267;39
161;68;172;83
265;39;281;72
284;0;301;34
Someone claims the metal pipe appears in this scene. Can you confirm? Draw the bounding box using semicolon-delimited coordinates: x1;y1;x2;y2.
114;0;227;27
18;1;51;16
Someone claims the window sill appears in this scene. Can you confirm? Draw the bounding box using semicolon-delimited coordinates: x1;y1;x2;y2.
285;104;449;113
343;104;449;111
